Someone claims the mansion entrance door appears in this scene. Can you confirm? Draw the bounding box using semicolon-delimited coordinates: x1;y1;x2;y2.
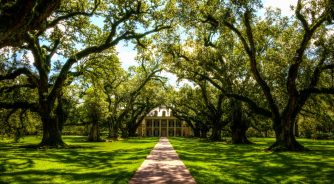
161;128;167;137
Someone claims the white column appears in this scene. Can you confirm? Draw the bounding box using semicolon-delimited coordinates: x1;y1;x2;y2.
142;119;145;136
174;119;176;136
167;119;169;137
151;119;153;137
159;119;161;137
181;121;183;136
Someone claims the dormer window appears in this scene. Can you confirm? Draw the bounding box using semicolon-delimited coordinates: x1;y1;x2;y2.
162;111;166;116
154;111;158;116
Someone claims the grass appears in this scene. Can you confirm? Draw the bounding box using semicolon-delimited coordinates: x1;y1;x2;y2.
169;137;334;184
2;136;333;184
0;136;158;184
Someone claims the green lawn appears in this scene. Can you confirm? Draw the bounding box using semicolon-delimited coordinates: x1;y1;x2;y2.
169;137;334;184
2;137;333;184
0;136;158;184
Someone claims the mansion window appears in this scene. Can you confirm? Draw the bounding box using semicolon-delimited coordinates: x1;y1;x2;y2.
176;120;181;127
154;120;159;127
168;121;174;127
161;120;167;127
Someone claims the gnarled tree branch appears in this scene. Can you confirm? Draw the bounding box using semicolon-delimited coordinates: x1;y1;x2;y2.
0;101;38;112
0;67;38;85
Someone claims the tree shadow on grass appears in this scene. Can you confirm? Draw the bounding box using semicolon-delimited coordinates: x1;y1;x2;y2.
1;169;133;184
170;137;334;184
18;144;96;149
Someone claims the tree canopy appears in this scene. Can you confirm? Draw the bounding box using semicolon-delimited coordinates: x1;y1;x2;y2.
1;0;334;151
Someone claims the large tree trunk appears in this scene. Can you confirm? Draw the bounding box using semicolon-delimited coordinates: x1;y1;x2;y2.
192;122;201;137
106;118;118;139
107;121;119;139
210;121;222;141
128;128;136;137
127;119;143;137
294;117;299;137
38;92;66;147
107;119;113;138
231;121;252;144
87;104;102;142
200;124;208;138
210;128;221;141
128;122;141;137
268;116;306;151
39;114;66;147
231;102;252;144
193;128;200;137
121;127;128;138
87;121;102;142
200;129;208;138
56;96;67;133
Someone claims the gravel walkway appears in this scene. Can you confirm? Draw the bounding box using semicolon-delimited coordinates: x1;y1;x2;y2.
129;137;196;184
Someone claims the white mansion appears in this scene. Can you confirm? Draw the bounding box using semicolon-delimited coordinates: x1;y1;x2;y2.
136;106;193;137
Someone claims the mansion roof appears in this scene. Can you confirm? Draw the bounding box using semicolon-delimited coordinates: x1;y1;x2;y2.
146;106;173;117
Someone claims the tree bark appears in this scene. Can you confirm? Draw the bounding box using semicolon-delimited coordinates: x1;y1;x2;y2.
127;113;147;137
39;114;66;147
268;116;306;151
128;121;141;137
87;120;103;142
128;128;137;137
210;128;221;141
37;95;66;147
231;101;252;144
294;117;299;137
210;120;222;141
55;96;67;133
87;102;102;142
231;123;251;144
200;123;209;138
193;128;200;137
200;129;208;138
121;127;128;138
107;118;113;138
37;77;66;148
0;0;61;48
107;121;119;139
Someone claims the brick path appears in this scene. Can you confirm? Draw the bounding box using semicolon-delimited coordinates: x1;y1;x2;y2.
129;137;196;184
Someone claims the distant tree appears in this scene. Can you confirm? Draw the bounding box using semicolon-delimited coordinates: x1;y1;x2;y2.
162;36;254;143
167;82;227;141
83;87;107;142
167;85;210;138
123;80;167;137
299;95;334;139
103;63;163;139
78;47;166;139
